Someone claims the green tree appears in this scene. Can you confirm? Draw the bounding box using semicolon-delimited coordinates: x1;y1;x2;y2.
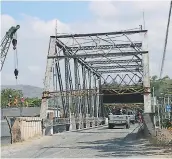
0;88;23;108
25;97;41;107
1;88;42;108
31;97;41;107
150;75;172;97
151;75;158;81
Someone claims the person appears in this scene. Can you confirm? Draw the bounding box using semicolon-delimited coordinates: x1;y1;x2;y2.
120;108;123;115
138;112;143;123
122;109;126;115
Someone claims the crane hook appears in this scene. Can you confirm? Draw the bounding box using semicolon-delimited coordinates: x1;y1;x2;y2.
12;38;17;50
14;68;19;79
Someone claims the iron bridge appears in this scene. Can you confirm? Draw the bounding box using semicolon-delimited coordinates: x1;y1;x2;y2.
40;28;151;130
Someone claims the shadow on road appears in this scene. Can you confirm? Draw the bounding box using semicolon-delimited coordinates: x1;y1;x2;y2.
75;126;131;134
76;132;172;157
40;132;172;158
77;131;128;134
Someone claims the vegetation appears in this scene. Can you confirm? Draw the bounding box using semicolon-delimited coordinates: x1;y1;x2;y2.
162;119;172;129
150;75;172;97
0;88;41;108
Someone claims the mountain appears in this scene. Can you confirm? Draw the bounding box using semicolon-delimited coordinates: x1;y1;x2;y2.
0;85;43;98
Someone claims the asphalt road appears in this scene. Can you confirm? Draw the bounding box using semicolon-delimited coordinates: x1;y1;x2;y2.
1;124;172;158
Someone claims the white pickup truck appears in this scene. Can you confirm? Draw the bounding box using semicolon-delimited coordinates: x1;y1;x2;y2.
108;113;130;129
127;111;135;124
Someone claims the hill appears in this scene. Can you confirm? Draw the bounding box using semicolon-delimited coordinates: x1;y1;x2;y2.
0;85;43;98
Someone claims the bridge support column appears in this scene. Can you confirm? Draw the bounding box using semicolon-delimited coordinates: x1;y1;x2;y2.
94;117;98;127
69;113;76;131
79;114;83;129
142;30;155;137
143;113;156;137
86;114;90;128
74;58;81;130
75;117;80;130
142;32;151;114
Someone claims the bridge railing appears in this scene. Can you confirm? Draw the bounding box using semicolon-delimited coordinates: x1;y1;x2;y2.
53;117;70;125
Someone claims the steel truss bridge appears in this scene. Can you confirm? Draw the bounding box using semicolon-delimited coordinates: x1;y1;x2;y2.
40;28;151;131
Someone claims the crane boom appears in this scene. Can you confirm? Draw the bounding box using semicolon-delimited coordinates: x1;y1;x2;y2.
159;1;172;79
0;25;20;71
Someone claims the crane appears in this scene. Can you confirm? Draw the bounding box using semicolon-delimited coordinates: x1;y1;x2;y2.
1;25;20;79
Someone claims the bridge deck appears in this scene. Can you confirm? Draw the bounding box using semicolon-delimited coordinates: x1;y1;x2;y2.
1;125;171;158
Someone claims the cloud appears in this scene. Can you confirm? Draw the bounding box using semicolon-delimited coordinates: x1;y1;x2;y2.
75;1;172;77
89;1;118;19
1;1;172;88
28;65;40;73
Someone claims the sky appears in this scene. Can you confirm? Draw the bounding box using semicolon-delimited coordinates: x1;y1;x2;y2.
1;0;172;88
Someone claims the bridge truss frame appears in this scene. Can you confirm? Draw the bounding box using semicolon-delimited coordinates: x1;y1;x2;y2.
40;28;151;121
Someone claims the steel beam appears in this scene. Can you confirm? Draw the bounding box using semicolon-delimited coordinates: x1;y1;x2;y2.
67;43;142;51
94;75;97;117
68;59;74;109
48;51;148;59
48;89;98;94
87;59;142;64
55;61;66;115
74;58;79;117
88;70;92;115
82;65;86;119
65;57;70;118
85;71;89;114
51;30;148;38
98;69;143;74
93;65;142;69
55;39;101;78
40;38;55;119
99;78;104;117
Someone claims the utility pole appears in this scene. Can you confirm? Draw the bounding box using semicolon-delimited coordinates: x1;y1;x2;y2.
164;97;166;120
157;100;161;128
153;87;156;127
167;95;170;120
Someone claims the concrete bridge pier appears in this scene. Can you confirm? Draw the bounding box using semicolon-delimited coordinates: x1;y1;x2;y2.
79;115;83;129
142;32;156;138
91;118;95;127
86;118;91;128
90;119;93;128
94;117;98;127
70;114;76;131
143;113;156;137
83;117;87;128
85;114;90;128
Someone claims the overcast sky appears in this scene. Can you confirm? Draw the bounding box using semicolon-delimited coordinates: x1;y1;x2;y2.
1;0;172;88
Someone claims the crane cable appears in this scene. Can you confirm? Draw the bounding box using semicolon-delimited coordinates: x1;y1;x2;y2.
159;1;172;79
14;47;19;85
12;31;19;84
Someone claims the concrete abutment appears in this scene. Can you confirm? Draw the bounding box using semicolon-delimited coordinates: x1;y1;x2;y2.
10;117;42;143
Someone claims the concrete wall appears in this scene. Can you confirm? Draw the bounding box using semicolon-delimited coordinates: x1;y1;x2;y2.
1;120;11;137
11;117;42;143
52;115;106;134
1;107;41;119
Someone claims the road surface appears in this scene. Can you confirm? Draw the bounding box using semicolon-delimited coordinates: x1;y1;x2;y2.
1;124;172;158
